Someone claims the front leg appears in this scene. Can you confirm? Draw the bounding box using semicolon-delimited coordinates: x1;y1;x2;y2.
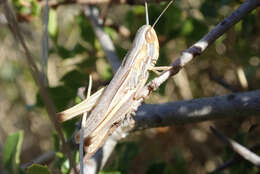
149;66;172;75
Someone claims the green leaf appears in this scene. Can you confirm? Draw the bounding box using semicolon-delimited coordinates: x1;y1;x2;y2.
241;11;256;38
124;9;142;32
27;164;52;174
133;5;145;15
56;44;86;59
99;60;113;81
61;70;89;89
3;131;24;173
77;56;97;69
53;152;69;172
48;9;58;40
114;142;139;173
181;19;193;36
235;20;242;33
76;14;95;45
56;46;72;59
12;0;20;8
36;86;76;111
20;6;30;14
171;150;189;174
99;171;121;174
182;18;208;41
124;10;135;30
49;86;77;110
52;132;61;151
104;27;118;41
149;2;181;37
61;118;78;139
146;162;167;174
0;61;18;81
115;46;127;61
61;159;70;174
31;0;40;16
200;1;217;18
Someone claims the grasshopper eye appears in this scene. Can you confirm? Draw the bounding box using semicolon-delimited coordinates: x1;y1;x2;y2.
145;28;155;43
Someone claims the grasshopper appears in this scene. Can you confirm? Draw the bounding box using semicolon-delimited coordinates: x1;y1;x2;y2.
57;1;173;159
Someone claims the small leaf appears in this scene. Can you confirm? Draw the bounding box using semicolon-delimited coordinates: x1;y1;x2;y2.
36;86;76;111
133;5;145;15
99;171;121;174
181;19;193;36
3;131;24;173
52;132;61;151
56;46;72;59
61;70;88;89
56;43;86;59
97;59;113;81
76;14;95;45
61;159;70;174
183;18;208;41
31;0;40;16
53;152;68;171
27;164;52;174
48;9;58;39
235;20;242;33
115;46;127;61
104;27;118;41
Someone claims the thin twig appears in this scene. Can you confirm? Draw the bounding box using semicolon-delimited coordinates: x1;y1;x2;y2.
1;1;76;172
41;0;49;85
211;143;260;173
80;76;92;174
208;70;240;92
210;127;260;166
21;151;56;170
83;5;121;73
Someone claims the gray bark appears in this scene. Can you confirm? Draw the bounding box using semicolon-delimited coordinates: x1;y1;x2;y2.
134;90;260;130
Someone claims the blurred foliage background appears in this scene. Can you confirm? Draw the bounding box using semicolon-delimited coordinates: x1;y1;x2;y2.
0;0;259;173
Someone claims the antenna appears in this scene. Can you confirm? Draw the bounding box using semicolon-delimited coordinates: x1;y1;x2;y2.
152;0;174;28
145;1;149;25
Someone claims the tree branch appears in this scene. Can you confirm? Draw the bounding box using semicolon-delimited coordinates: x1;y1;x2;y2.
133;90;260;130
139;0;259;98
42;0;171;8
41;0;49;86
210;127;260;166
79;89;260;174
83;5;121;73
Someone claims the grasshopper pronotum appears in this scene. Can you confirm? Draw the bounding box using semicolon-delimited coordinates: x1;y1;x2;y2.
57;0;173;159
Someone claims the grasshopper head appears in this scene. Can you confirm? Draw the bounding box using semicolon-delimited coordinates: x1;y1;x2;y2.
145;26;159;66
145;26;157;43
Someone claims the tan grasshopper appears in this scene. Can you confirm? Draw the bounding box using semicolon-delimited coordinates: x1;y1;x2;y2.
57;1;173;159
